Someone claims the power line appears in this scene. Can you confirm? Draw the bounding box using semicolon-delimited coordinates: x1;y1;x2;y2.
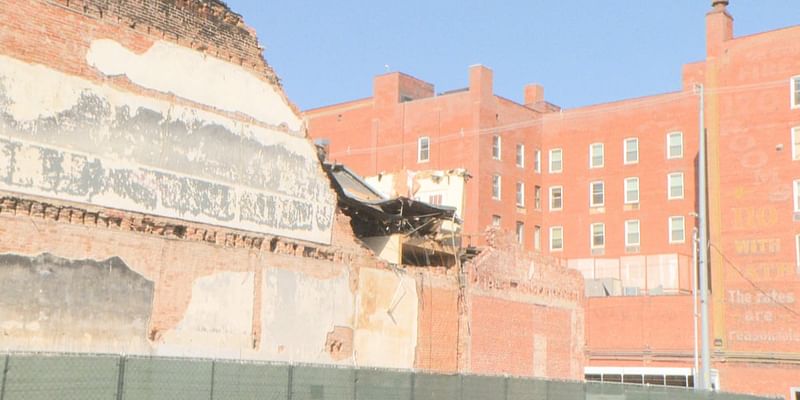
709;242;800;320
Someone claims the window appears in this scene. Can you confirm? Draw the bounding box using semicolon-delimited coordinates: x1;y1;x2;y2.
492;135;501;160
796;235;800;273
492;215;501;227
668;172;684;199
550;186;563;211
669;216;685;243
624;138;639;164
549;149;563;173
591;223;605;249
590;143;604;168
795;180;800;212
625;177;640;204
534;185;542;209
667;132;683;159
534;149;541;173
793;127;800;161
492;175;501;200
792;76;800;109
550;226;564;251
590;181;604;207
516;221;524;244
417;136;430;162
534;226;541;251
516;182;525;207
428;194;443;205
516;144;525;167
625;220;640;246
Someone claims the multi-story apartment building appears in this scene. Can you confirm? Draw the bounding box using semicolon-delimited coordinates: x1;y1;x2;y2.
306;1;800;398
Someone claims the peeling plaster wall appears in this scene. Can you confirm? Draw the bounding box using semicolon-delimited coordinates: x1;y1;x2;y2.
353;268;418;369
86;39;300;131
158;272;255;359
260;267;356;365
0;51;334;244
0;253;153;354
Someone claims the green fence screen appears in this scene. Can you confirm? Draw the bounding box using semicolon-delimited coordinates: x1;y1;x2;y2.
0;353;776;400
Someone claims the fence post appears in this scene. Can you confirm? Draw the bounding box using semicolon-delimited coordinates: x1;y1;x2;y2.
115;355;126;400
286;364;293;400
209;360;216;400
0;354;9;400
409;372;415;400
352;368;358;400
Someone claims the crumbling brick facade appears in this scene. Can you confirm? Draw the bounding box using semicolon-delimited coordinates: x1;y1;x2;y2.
0;0;586;382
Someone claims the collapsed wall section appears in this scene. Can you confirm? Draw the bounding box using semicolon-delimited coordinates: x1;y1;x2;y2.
0;0;586;380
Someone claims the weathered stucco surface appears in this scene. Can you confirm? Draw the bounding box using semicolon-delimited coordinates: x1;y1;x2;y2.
0;253;153;354
86;39;301;132
353;268;418;369
260;267;356;364
158;272;255;359
0;45;334;244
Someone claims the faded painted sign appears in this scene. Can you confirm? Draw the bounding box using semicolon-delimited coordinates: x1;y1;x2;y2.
0;48;334;244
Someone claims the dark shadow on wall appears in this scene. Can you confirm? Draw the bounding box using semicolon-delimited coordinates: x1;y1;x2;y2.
0;253;154;351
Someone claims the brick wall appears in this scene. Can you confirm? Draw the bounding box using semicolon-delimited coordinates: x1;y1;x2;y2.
414;272;460;372
465;229;585;380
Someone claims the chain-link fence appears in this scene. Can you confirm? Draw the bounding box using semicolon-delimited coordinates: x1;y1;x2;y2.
0;353;774;400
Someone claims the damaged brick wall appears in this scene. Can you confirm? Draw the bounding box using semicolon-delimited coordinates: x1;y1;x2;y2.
0;0;586;380
464;228;585;380
40;0;281;87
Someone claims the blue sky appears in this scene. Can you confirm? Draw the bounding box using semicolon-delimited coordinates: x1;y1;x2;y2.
225;1;799;111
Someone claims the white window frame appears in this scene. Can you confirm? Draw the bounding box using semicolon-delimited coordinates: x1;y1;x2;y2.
795;180;800;212
668;172;684;200
492;215;501;227
492;175;501;200
591;223;605;249
492;135;502;160
590;181;605;207
791;76;800;109
795;235;800;273
669;216;686;244
516;181;525;207
534;225;541;251
625;219;640;247
534;185;542;210
516;221;524;244
624;177;640;204
550;226;564;251
794;233;800;271
534;149;541;173
792;127;800;161
549;148;563;173
624;137;639;165
667;131;684;159
549;186;563;211
417;136;430;163
516;144;525;168
589;143;604;169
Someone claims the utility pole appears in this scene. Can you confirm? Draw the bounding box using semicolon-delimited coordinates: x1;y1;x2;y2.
695;83;712;391
692;227;699;383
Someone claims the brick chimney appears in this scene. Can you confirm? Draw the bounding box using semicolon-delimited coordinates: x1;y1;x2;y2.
469;64;493;100
706;0;733;57
524;84;545;107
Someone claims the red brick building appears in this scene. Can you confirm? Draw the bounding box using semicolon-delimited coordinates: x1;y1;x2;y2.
306;1;800;398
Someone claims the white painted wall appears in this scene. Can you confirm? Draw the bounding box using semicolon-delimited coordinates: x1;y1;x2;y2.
86;39;301;132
